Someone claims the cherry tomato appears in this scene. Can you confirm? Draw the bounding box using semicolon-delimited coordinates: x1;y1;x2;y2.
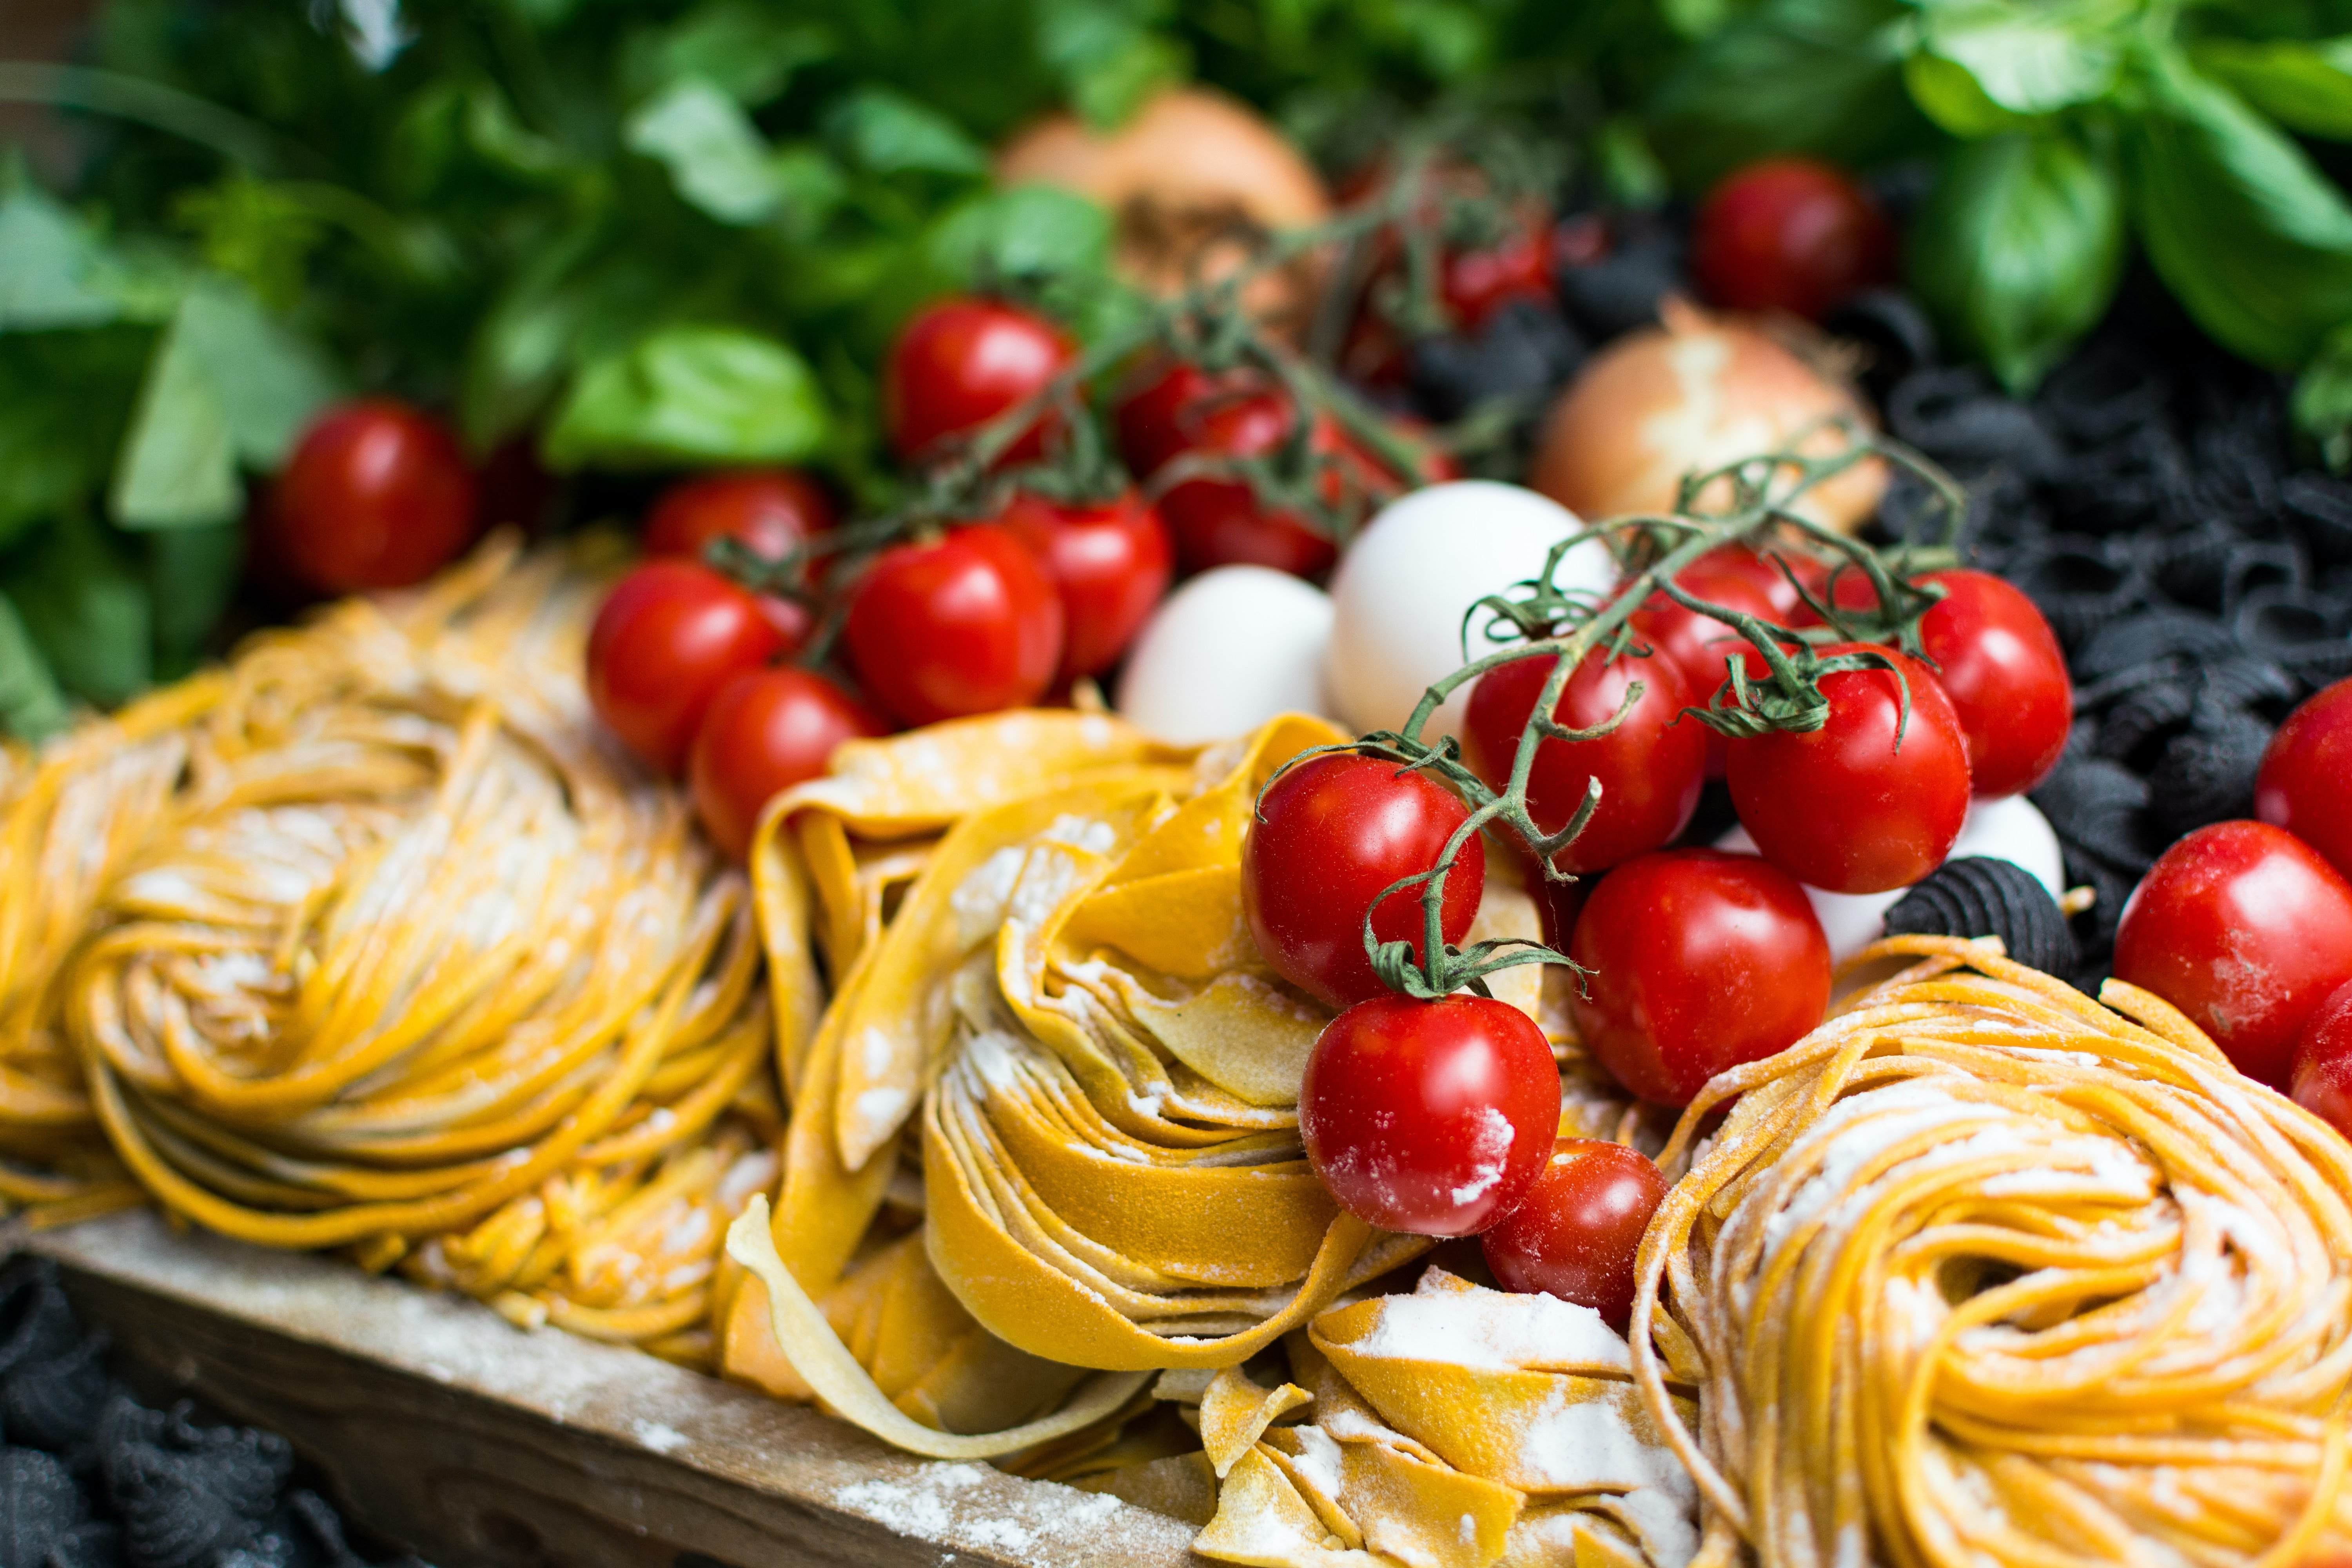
1154;392;1347;578
843;525;1064;726
1462;648;1705;875
1568;849;1832;1105
1480;1140;1668;1327
1119;363;1449;579
276;399;477;593
2290;978;2352;1140
999;490;1174;682
1299;992;1560;1236
884;297;1074;466
689;667;887;859
1441;218;1559;334
1725;645;1971;894
1630;545;1815;779
644;468;834;563
2114;821;2352;1089
1690;158;1895;321
2258;677;2352;885
1242;753;1486;1011
1906;570;2071;798
587;562;787;775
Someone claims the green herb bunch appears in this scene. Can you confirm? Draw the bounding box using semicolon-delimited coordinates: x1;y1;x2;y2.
1649;0;2352;459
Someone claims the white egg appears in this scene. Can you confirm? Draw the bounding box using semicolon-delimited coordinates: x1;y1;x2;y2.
1716;796;2067;961
1324;481;1616;742
1115;566;1336;744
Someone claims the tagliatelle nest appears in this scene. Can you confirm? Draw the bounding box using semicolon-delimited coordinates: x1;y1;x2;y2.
1634;936;2352;1568
1;537;784;1363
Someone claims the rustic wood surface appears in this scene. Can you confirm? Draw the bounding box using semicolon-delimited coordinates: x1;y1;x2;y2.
16;1210;1200;1568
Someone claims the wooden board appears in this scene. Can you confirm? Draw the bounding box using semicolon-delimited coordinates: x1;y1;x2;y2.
16;1210;1200;1568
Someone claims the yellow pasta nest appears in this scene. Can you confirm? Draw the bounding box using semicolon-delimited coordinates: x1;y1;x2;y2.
1;539;782;1364
1634;936;2352;1568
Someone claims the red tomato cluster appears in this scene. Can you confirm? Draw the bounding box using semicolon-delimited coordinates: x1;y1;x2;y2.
2110;678;2352;1117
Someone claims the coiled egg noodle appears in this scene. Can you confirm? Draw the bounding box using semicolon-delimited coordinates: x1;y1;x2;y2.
16;536;787;1364
1632;934;2352;1568
723;713;1452;1455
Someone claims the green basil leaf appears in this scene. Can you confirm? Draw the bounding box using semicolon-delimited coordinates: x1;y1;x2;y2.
2294;319;2352;472
2125;50;2352;369
2193;37;2352;140
0;590;70;742
1913;0;2125;116
1910;131;2125;393
147;522;243;677
624;4;834;109
0;185;125;332
826;87;989;179
626;79;795;225
1647;0;1928;187
1036;0;1190;129
111;277;340;529
0;329;149;548
542;324;829;470
3;514;152;707
1904;51;2042;138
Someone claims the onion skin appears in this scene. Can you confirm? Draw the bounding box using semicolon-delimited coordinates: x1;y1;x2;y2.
996;87;1328;327
1529;299;1885;535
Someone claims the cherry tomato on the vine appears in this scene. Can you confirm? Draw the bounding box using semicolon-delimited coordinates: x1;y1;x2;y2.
587;561;787;775
1910;569;2071;798
2290;978;2352;1140
1630;545;1813;779
1299;991;1560;1236
1441;217;1559;334
843;525;1064;727
277;399;477;593
2114;821;2352;1089
689;667;887;860
2258;676;2352;885
644;468;834;564
1480;1139;1668;1327
1725;645;1971;895
1569;849;1832;1106
1462;648;1705;875
1690;158;1895;321
999;490;1174;682
1114;359;1241;481
884;297;1074;466
1242;753;1486;1011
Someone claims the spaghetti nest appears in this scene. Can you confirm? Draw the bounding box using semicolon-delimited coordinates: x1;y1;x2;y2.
6;538;783;1365
1633;935;2352;1568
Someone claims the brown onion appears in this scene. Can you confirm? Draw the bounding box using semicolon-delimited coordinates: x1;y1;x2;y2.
1529;298;1885;535
996;87;1328;327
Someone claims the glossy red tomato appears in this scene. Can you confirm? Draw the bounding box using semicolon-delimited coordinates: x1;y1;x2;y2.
1630;546;1810;779
1568;849;1832;1105
1907;569;2072;798
1243;753;1486;1010
644;468;834;563
2258;677;2352;884
1441;218;1559;334
1690;158;1895;321
276;399;478;593
1725;645;1971;894
1115;359;1244;481
587;562;788;775
1462;648;1705;875
843;526;1063;726
689;667;887;859
1299;992;1560;1236
1480;1140;1668;1327
2290;978;2352;1139
1153;392;1347;578
999;490;1173;682
884;297;1074;466
2114;822;2352;1089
